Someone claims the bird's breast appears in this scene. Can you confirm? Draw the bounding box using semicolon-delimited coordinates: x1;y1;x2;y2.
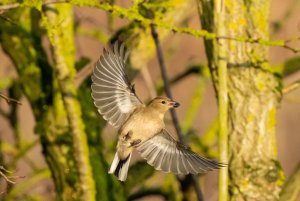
119;111;164;142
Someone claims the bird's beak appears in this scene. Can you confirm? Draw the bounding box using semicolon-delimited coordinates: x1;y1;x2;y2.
169;100;180;108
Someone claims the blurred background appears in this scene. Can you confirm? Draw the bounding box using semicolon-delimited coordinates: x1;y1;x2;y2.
0;0;300;200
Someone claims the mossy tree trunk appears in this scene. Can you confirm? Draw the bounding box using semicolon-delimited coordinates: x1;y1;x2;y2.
0;6;125;201
198;0;284;200
44;4;97;201
0;8;82;200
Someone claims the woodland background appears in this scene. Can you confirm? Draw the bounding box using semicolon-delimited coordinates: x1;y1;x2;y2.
0;0;300;201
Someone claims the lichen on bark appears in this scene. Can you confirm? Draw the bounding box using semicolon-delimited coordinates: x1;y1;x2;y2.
43;4;96;200
227;67;284;200
199;0;284;200
0;7;82;200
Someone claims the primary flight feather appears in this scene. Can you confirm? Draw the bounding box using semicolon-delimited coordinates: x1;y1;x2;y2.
91;42;223;181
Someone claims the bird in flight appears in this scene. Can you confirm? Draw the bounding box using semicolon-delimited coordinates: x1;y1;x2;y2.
91;42;223;181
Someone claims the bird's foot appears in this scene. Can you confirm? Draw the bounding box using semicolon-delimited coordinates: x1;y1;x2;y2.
131;139;141;147
123;131;133;141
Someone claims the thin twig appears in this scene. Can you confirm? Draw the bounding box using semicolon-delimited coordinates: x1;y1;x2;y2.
171;65;202;84
216;35;300;53
0;166;16;184
0;171;16;184
283;79;300;94
0;0;67;10
0;1;299;53
156;65;202;95
4;169;48;201
0;15;18;25
0;3;19;10
74;64;93;89
149;15;204;201
0;166;14;174
0;93;21;105
150;22;184;142
191;175;205;201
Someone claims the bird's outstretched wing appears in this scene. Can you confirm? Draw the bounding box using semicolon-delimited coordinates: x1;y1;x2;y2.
136;129;224;174
91;42;143;128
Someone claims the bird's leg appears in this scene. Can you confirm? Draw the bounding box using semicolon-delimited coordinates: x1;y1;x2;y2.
123;131;133;141
130;139;141;147
121;131;141;147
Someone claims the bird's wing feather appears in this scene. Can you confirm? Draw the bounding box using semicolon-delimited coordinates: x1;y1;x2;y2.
91;42;143;128
136;129;224;174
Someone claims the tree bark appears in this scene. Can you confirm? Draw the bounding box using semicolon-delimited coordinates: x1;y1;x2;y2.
0;8;82;200
44;4;96;201
198;0;285;200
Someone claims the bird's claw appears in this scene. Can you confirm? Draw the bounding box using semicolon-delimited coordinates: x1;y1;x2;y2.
131;139;141;147
123;131;133;141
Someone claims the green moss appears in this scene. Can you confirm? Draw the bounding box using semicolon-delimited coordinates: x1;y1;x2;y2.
267;108;276;132
77;79;105;145
254;71;269;91
265;168;279;183
22;0;43;10
271;160;285;187
1;0;17;4
267;107;278;157
0;77;13;90
246;113;255;123
66;165;79;186
1;0;292;51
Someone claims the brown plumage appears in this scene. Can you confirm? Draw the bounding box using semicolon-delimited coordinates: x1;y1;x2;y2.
91;42;224;181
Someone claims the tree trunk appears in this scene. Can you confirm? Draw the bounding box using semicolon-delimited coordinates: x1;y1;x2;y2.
198;0;285;200
44;4;96;201
0;8;82;200
0;7;122;200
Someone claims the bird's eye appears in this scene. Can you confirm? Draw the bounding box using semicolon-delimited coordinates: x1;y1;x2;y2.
161;101;166;104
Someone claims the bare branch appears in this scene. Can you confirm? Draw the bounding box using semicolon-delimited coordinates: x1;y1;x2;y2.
149;12;204;201
0;3;19;10
283;79;300;94
0;171;15;184
150;23;184;141
0;166;16;184
0;166;14;174
0;1;299;53
0;0;67;11
0;93;21;105
74;64;93;89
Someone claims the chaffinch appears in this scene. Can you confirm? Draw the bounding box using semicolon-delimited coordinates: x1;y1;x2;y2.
91;42;223;181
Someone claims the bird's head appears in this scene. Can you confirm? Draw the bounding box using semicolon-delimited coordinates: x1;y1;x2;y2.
148;96;180;113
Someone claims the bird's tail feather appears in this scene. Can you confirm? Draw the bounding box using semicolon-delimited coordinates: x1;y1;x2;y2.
108;152;132;182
